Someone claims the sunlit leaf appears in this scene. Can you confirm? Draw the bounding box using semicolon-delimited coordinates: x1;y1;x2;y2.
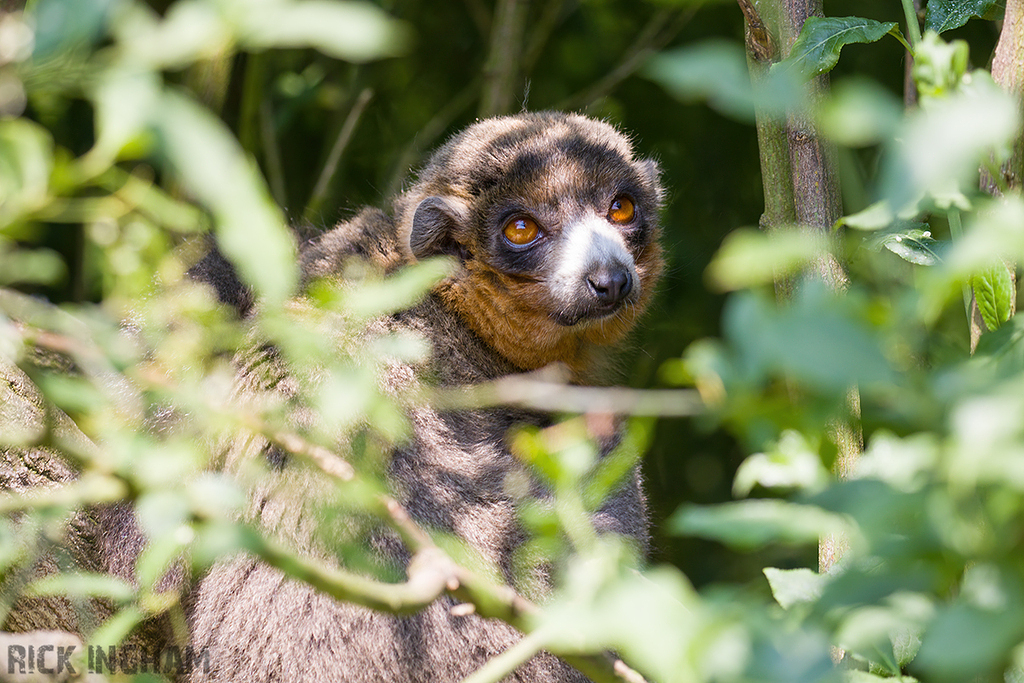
113;0;232;71
706;228;830;292
153;89;298;305
972;263;1014;331
925;0;1005;34
89;67;161;165
644;41;802;121
670;500;843;549
30;0;118;58
784;17;898;77
764;567;826;609
0;118;53;227
27;572;135;602
882;73;1019;212
734;430;828;496
229;0;408;62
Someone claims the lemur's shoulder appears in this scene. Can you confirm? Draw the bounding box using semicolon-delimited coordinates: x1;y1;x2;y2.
301;206;410;280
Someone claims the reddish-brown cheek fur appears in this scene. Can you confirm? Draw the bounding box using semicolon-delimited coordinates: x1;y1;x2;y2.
435;242;664;379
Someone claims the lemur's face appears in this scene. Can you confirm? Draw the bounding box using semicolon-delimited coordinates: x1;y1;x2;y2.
403;113;664;373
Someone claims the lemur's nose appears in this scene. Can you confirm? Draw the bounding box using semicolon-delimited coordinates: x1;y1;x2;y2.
587;266;632;304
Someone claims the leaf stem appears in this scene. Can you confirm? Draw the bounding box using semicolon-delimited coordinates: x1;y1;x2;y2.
900;0;922;47
948;208;973;321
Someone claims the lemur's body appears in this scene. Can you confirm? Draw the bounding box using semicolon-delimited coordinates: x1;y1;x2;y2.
0;112;663;682
188;112;664;683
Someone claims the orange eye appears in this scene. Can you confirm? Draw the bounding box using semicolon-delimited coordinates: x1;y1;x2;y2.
503;216;540;246
609;195;635;224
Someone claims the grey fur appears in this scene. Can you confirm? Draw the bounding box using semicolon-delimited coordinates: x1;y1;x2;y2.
1;112;664;683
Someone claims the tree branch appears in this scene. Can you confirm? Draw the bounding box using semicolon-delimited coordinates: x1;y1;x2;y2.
305;88;374;222
557;8;696;112
479;0;529;117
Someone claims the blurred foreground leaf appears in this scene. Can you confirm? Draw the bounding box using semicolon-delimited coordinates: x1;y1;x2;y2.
671;500;842;549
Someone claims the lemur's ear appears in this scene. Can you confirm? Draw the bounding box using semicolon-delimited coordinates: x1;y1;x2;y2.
638;158;665;203
410;196;470;260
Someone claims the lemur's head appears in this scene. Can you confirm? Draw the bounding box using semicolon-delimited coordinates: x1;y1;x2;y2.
397;112;664;374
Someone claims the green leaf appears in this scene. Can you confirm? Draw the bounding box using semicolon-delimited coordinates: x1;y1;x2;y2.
153;89;298;305
784;17;898;76
972;263;1015;331
870;228;943;266
0;118;54;227
30;0;119;58
670;500;842;549
764;567;826;609
27;572;135;602
644;41;803;121
844;673;918;683
734;430;828;496
230;0;408;62
706;228;830;292
925;0;1005;34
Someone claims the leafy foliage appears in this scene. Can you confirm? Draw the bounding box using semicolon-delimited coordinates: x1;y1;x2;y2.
2;1;1024;683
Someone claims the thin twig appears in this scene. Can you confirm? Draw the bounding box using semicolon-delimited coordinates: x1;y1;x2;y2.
260;97;288;208
305;88;375;222
522;0;570;75
479;0;529;117
384;81;480;197
461;0;492;37
557;7;697;111
431;372;704;417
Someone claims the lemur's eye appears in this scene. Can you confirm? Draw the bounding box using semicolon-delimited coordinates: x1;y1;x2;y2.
503;216;540;246
608;195;635;224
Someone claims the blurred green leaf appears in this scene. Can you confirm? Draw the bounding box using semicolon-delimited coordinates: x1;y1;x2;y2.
819;78;903;147
113;0;232;71
30;0;119;58
27;572;135;602
783;17;899;77
734;430;828;496
670;500;842;549
645;41;802;121
706;228;830;292
228;0;408;62
0;118;53;227
764;567;826;609
153;89;298;305
723;289;895;393
916;599;1024;681
88;606;147;649
972;263;1014;331
0;243;65;286
88;67;161;165
882;72;1018;213
925;0;1005;34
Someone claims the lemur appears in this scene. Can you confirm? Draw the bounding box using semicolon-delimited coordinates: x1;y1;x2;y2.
190;111;664;682
2;112;665;682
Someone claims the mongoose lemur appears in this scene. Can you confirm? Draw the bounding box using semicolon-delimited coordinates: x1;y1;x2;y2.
6;111;665;682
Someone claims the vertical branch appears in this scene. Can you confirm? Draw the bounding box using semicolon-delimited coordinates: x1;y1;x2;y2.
972;0;1024;349
740;0;860;581
902;0;921;107
304;88;374;222
781;0;846;288
739;0;795;235
479;0;530;117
